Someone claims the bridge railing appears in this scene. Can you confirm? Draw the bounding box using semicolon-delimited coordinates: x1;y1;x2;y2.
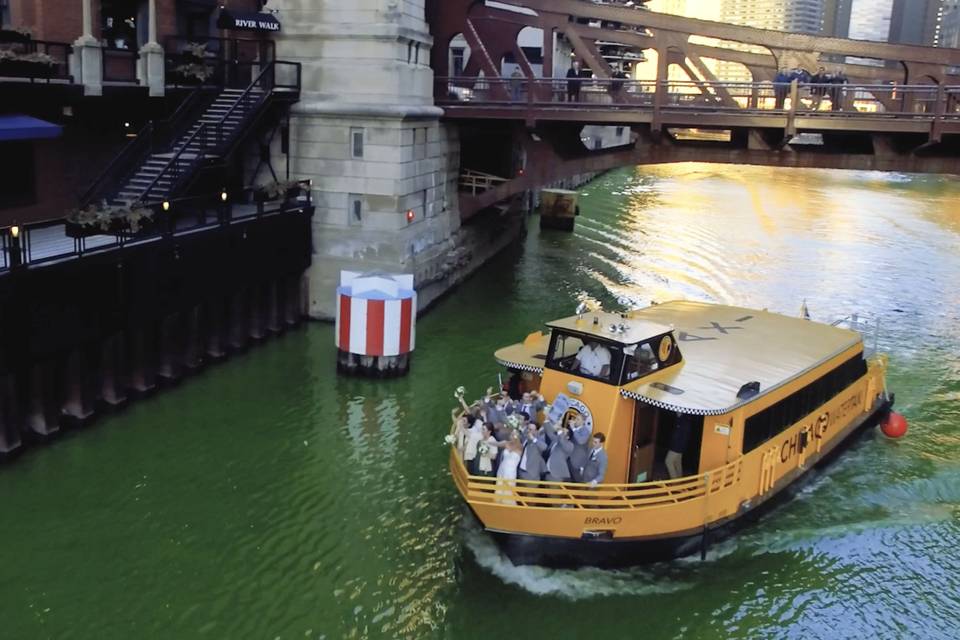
437;76;960;119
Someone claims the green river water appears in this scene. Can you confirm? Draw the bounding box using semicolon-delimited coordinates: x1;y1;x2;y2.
1;164;958;640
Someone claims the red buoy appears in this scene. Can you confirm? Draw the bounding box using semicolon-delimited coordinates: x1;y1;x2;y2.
881;411;908;439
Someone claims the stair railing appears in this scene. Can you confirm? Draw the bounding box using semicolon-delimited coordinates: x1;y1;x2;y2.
79;89;211;207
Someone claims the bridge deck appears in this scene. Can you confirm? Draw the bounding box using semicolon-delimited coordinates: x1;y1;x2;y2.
438;79;960;136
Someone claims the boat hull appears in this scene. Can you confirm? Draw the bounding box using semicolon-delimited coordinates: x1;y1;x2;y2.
483;395;894;568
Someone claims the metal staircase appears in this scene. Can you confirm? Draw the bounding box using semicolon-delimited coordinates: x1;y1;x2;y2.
81;61;301;208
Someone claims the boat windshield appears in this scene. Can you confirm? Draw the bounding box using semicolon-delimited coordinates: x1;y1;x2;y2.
546;331;623;384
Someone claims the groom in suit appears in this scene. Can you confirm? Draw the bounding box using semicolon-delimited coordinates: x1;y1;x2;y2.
518;423;547;481
581;433;608;488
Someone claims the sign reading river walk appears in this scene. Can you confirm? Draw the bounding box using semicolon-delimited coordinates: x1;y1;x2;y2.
217;9;281;33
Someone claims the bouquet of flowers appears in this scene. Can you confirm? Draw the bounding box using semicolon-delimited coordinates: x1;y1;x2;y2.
444;434;456;446
477;442;490;456
454;386;466;400
505;414;522;431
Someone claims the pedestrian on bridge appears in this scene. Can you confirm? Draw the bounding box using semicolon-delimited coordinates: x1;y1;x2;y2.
566;61;583;102
510;67;523;102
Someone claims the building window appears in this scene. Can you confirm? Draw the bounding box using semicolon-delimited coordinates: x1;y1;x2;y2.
348;194;363;226
0;0;10;27
616;126;625;136
452;47;465;76
415;42;421;65
350;128;364;159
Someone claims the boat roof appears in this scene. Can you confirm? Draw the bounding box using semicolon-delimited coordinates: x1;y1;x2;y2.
620;301;863;416
546;312;673;346
495;301;864;416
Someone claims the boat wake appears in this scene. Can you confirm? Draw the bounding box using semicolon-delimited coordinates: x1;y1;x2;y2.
461;518;699;599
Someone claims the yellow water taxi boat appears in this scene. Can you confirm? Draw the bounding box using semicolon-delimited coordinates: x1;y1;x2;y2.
448;301;898;567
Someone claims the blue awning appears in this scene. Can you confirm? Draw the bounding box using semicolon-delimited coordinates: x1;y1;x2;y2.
0;115;63;142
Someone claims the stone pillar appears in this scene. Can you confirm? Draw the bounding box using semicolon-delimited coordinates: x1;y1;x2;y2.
99;333;128;410
0;373;22;455
265;280;282;334
283;274;302;326
228;290;249;352
248;283;265;341
128;327;158;396
24;362;60;438
204;298;227;361
71;0;104;96
137;0;165;97
270;1;465;319
157;312;184;384
62;348;96;424
183;306;204;371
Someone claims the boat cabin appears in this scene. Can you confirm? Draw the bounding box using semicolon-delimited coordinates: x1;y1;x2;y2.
494;301;869;486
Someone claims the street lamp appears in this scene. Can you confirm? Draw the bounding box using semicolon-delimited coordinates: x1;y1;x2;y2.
162;201;170;212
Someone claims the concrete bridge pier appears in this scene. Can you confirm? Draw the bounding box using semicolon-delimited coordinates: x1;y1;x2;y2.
24;361;60;438
271;1;473;320
98;333;129;409
0;373;22;455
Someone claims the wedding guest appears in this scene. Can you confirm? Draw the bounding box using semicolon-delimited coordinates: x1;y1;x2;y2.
569;414;593;482
581;433;608;487
463;417;484;473
476;422;499;477
544;421;574;483
518;390;547;425
518;423;547;481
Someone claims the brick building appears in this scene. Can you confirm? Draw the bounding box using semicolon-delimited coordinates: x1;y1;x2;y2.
2;0;263;46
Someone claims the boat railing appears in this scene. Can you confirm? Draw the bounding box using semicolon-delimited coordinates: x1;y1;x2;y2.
449;444;742;511
831;313;880;357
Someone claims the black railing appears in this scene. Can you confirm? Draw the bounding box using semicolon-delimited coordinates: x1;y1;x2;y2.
79;89;215;207
140;61;301;204
0;181;313;274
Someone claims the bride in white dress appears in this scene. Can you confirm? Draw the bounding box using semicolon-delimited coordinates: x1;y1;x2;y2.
494;432;523;505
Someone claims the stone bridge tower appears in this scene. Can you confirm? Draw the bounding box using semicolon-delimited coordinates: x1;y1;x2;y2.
269;0;464;319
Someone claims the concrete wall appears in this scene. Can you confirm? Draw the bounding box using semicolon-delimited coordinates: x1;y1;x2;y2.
269;0;473;319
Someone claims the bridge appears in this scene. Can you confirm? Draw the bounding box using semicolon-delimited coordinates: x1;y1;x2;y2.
428;0;960;218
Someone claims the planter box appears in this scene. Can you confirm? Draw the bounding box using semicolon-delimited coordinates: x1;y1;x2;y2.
0;59;55;78
65;217;154;239
0;30;32;44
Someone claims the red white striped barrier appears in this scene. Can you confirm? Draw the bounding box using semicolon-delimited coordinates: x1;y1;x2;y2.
335;272;416;358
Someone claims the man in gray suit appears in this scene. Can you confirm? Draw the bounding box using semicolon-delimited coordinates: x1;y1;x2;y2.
514;390;547;426
543;421;574;482
518;423;547;481
569;414;593;482
581;433;608;487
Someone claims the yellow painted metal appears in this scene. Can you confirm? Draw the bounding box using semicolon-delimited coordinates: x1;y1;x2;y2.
447;349;890;542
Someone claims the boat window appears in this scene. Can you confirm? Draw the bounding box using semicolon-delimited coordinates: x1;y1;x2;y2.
546;331;623;384
623;343;659;381
620;334;681;385
742;354;869;454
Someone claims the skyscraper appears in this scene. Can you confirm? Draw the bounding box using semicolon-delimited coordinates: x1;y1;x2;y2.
719;0;825;33
848;0;894;42
942;1;960;48
822;0;853;37
889;0;946;46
